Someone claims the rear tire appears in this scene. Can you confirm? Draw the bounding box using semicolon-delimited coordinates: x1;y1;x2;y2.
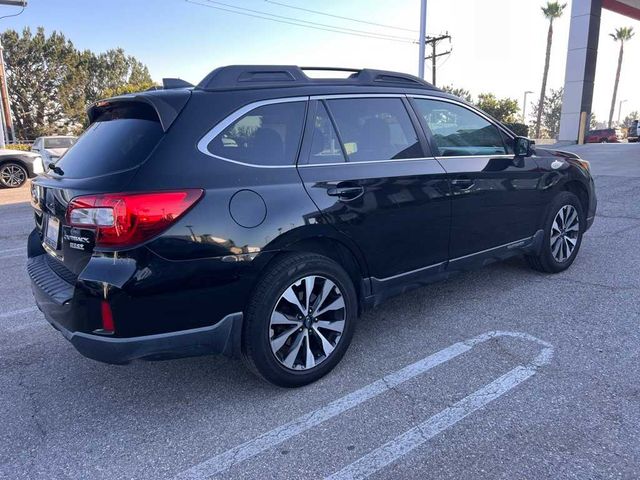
242;253;357;387
0;162;27;188
526;192;585;273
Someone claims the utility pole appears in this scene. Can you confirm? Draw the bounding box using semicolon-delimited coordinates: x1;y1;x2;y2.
424;33;451;87
0;0;27;146
418;0;427;79
0;39;15;144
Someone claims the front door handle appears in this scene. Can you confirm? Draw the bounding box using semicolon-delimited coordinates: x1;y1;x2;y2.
327;185;365;201
451;178;475;190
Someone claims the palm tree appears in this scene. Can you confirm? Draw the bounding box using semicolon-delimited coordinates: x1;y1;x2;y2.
608;27;635;128
535;1;566;139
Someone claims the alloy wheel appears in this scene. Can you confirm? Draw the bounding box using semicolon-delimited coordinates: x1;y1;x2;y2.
550;204;580;263
0;164;26;187
269;275;346;371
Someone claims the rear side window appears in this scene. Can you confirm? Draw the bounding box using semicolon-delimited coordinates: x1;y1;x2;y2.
413;99;507;157
55;103;163;179
308;102;346;164
326;98;423;162
208;101;306;166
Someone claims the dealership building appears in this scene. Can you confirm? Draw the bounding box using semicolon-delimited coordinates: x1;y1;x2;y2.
559;0;640;143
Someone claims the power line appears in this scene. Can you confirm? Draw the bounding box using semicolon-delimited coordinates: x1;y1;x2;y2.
263;0;418;34
184;0;416;44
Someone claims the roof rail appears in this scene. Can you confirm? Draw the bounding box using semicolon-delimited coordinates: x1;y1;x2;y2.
196;65;436;90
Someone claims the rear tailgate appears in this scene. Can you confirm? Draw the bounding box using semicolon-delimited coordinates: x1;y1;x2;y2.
31;101;166;277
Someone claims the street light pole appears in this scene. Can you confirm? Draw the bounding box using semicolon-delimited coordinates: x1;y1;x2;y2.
522;90;533;123
617;99;627;125
418;0;427;79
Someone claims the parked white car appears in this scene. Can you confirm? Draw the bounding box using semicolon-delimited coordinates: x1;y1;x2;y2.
31;135;77;167
0;148;44;188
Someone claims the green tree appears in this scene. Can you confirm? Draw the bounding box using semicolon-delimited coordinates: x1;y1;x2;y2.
1;27;154;139
475;93;519;123
441;85;473;103
530;87;563;138
608;27;635;127
622;110;638;127
535;1;567;139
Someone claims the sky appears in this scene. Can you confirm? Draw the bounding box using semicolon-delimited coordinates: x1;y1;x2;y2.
1;0;639;123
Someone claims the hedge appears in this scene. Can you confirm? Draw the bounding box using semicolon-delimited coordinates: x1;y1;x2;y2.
4;143;31;151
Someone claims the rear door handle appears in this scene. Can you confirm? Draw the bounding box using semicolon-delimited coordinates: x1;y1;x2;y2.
327;185;365;201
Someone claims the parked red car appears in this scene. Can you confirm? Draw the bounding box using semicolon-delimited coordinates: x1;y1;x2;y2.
585;128;623;143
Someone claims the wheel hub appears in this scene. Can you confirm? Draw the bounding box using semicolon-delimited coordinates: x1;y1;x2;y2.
269;275;346;371
550;204;580;263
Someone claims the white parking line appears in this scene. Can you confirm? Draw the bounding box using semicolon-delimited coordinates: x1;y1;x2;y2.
0;247;27;260
0;306;38;319
1;246;26;253
326;362;550;479
174;331;553;480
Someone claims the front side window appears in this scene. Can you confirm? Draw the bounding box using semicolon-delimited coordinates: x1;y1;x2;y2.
413;99;507;157
208;101;306;166
326;98;423;162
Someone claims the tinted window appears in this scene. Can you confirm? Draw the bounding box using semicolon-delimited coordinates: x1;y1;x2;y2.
55;104;163;179
308;102;345;164
209;102;306;166
413;99;507;157
327;98;422;162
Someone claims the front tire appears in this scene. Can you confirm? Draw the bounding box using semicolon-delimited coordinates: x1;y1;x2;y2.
0;162;28;188
526;192;585;273
242;253;357;387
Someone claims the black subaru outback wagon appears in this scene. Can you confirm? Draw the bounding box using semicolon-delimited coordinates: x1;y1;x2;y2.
28;66;596;387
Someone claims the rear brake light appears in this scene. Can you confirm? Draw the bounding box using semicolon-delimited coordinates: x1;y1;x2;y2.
66;190;203;248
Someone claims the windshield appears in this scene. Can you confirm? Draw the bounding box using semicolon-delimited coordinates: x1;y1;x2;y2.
44;137;76;149
54;103;163;179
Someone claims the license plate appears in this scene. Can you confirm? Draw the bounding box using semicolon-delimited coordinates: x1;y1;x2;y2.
45;216;60;249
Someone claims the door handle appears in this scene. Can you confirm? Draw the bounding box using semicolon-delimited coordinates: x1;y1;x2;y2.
327;185;365;201
451;178;475;190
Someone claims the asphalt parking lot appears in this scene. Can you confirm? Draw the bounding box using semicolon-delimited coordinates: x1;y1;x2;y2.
1;143;639;480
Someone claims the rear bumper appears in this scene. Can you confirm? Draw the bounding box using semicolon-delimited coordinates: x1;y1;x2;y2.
42;308;242;364
27;227;251;364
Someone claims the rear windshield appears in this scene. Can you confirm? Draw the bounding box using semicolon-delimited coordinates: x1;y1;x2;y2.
54;103;163;179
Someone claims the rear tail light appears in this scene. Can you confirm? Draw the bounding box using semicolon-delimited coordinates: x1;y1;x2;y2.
66;190;203;248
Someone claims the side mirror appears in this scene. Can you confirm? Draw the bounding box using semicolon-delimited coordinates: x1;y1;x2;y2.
514;136;533;157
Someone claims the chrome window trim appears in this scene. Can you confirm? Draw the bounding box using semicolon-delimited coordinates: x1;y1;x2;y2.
433;154;515;160
199;92;517;169
197;96;309;169
298;157;439;168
